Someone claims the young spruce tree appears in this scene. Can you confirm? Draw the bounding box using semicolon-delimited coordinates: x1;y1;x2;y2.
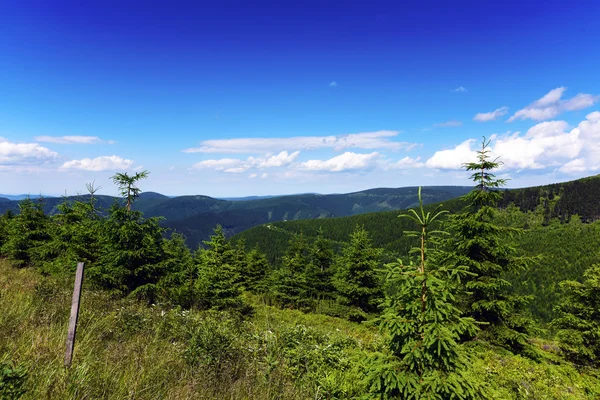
194;225;246;311
366;188;485;399
334;225;383;321
271;233;310;309
552;264;600;368
41;197;102;275
449;137;535;355
304;227;335;300
1;198;51;268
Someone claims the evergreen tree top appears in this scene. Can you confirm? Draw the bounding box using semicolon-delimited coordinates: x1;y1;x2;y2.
462;137;506;209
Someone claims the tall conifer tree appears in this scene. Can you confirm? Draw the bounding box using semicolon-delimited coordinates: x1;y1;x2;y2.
449;137;535;354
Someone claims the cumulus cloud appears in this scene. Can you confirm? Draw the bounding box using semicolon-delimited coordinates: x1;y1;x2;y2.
425;112;600;173
298;152;380;172
61;155;134;171
507;87;599;122
192;151;299;173
492;122;579;170
182;131;414;153
434;120;462;127
473;107;509;122
34;135;110;144
0;140;58;166
425;140;478;169
559;158;587;174
247;151;300;168
558;111;600;173
452;86;467;92
260;173;268;179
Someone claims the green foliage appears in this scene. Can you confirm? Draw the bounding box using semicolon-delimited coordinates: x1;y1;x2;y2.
1;198;51;267
270;233;312;309
508;216;600;322
0;360;27;399
153;232;197;307
183;312;244;380
111;170;149;211
39;198;103;275
499;173;600;223
304;227;336;299
449;138;536;355
0;210;14;251
193;225;247;311
244;248;271;294
552;264;600;368
469;341;600;399
334;225;383;320
89;204;166;296
367;188;484;399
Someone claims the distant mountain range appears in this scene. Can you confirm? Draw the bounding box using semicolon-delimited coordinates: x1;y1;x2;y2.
0;194;44;201
0;186;472;248
4;174;600;249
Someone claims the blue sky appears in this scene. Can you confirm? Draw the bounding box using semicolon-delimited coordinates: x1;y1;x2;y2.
1;0;600;197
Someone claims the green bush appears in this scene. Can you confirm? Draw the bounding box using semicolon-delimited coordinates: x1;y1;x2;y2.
0;361;27;399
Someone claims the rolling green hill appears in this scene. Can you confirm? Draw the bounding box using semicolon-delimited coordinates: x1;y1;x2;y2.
0;186;472;248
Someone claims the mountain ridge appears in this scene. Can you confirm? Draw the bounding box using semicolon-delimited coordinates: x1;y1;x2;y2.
0;185;473;248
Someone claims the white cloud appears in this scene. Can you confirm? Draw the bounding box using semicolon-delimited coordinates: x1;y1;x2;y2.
425;113;600;173
563;93;598;111
434;120;462;127
191;158;244;171
329;81;338;87
452;86;467;92
260;173;268;179
386;156;424;169
425;140;478;169
192;151;300;173
247;151;300;168
298;152;380;172
0;140;58;166
249;173;258;178
61;155;134;171
182;131;414;153
35;135;111;144
558;111;600;173
508;87;599;122
559;158;587;174
473;106;509;122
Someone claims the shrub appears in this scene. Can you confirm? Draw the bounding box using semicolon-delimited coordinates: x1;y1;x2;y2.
0;360;27;399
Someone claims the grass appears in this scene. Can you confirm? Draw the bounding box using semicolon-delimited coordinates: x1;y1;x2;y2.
0;259;378;399
2;259;600;399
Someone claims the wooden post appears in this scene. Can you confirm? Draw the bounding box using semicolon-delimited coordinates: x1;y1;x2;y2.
65;262;84;368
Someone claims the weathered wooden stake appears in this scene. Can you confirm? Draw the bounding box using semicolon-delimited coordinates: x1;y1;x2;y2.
65;262;84;368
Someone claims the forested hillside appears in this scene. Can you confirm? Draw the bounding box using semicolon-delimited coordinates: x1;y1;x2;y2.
0;186;471;249
3;141;600;398
499;174;600;223
232;175;600;324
